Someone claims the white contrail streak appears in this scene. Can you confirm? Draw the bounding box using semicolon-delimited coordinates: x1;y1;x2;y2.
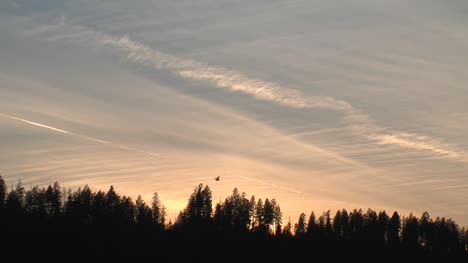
240;175;306;195
0;113;70;134
73;134;110;144
240;176;356;206
0;113;161;158
119;145;161;157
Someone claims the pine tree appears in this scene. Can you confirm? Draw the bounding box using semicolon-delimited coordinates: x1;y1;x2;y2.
295;213;307;237
201;185;212;220
105;185;121;222
51;182;62;216
92;190;106;223
275;222;282;236
402;213;420;251
271;199;282;230
263;198;274;233
0;175;6;209
333;210;343;238
176;183;213;227
15;180;25;207
249;195;256;229
136;195;151;225
282;219;293;237
25;185;46;217
121;196;136;224
255;198;264;230
79;185;93;224
377;210;389;247
388;211;401;249
307;211;317;238
160;205;166;227
151;192;162;225
419;211;433;250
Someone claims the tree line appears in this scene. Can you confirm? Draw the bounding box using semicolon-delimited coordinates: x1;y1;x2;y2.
0;175;466;261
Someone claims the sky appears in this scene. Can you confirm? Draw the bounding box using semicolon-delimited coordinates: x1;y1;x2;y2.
1;0;468;225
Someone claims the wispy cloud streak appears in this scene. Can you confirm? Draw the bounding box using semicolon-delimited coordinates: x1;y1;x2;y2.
19;20;467;163
97;35;358;113
372;133;462;159
93;34;467;162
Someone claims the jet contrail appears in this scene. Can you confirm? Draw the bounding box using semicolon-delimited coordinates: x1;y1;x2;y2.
119;145;161;157
73;134;110;144
0;113;161;158
240;175;307;195
0;113;70;134
240;176;356;206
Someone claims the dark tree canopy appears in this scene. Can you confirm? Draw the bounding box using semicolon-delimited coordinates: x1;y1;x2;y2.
0;178;466;262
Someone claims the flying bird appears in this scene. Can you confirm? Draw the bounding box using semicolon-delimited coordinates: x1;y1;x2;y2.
215;176;220;181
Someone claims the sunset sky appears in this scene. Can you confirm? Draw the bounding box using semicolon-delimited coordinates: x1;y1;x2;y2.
1;0;468;225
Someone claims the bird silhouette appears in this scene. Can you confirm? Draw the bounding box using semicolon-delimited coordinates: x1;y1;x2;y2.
215;176;220;181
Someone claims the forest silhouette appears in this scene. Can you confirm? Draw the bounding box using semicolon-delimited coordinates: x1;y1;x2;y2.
0;175;466;261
